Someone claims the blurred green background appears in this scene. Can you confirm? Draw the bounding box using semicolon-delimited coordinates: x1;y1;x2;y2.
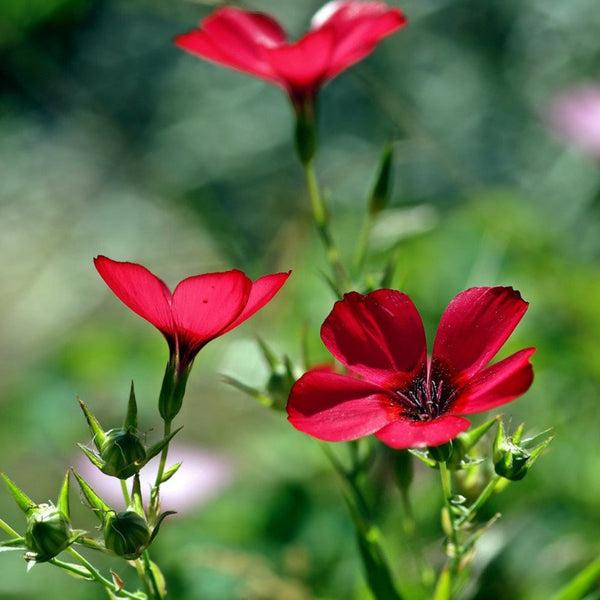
2;0;600;598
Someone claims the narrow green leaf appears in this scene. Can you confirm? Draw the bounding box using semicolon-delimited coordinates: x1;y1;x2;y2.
146;426;183;462
57;471;71;519
433;566;452;600
344;495;404;600
148;511;176;545
77;397;106;450
1;473;36;515
130;474;145;516
0;538;26;550
71;470;111;522
551;556;600;600
124;381;138;430
160;462;182;484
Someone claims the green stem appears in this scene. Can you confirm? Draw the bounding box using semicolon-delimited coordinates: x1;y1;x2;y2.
319;442;404;600
398;485;435;592
302;161;351;295
154;420;172;492
141;549;163;600
0;516;20;538
354;213;376;272
120;479;131;507
457;475;502;527
439;461;461;594
65;548;143;599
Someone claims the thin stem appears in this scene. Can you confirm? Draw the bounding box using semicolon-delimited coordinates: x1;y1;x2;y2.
439;461;461;593
457;475;502;527
141;549;164;600
354;212;376;272
65;548;143;599
121;479;131;507
302;161;351;294
319;442;404;600
154;420;172;492
0;516;20;538
398;485;435;591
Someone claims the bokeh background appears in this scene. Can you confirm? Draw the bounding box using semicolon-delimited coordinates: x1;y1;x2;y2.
2;0;600;598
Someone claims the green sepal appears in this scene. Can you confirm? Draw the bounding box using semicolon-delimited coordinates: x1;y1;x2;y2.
57;471;71;520
71;470;111;522
77;397;106;451
148;511;176;545
77;444;105;471
368;139;394;217
160;462;182;484
123;381;138;430
409;448;437;468
1;473;36;515
158;360;191;423
145;426;183;463
130;474;145;517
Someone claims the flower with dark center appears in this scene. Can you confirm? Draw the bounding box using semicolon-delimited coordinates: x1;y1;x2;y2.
287;287;535;449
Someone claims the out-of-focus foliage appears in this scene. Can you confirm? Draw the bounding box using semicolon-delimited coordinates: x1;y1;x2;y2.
1;0;600;599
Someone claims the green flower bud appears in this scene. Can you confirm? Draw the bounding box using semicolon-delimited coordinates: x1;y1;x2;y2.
100;429;147;479
103;511;151;559
493;421;553;481
25;504;73;562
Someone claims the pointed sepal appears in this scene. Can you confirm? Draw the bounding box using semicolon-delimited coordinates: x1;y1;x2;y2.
1;473;36;515
78;397;106;451
72;470;111;522
123;381;138;430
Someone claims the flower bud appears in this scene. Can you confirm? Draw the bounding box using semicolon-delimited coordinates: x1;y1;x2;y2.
100;429;147;479
493;421;553;481
103;511;151;559
25;504;73;562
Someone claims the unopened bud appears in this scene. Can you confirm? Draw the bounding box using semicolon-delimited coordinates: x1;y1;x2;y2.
103;511;151;559
100;429;147;479
25;504;73;562
493;421;553;481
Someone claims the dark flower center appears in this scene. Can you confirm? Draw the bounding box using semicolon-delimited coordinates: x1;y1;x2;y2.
392;363;458;422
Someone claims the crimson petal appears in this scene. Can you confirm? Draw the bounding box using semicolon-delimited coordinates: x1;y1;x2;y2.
171;271;252;345
221;271;290;334
94;256;174;334
432;287;529;378
450;348;535;415
321;290;427;386
375;415;471;449
287;370;393;442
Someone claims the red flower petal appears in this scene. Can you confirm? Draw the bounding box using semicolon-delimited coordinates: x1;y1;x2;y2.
221;271;291;334
432;287;529;378
94;256;174;334
313;2;407;79
287;370;394;442
321;290;427;386
171;270;252;345
451;348;536;415
175;7;287;83
266;27;336;94
375;414;471;449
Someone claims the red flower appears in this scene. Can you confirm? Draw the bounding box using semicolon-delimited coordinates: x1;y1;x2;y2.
94;256;290;370
174;1;407;111
287;287;535;449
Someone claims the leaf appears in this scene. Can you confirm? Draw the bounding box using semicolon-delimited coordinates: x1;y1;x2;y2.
433;566;452;600
146;426;183;462
550;556;600;600
160;462;182;484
